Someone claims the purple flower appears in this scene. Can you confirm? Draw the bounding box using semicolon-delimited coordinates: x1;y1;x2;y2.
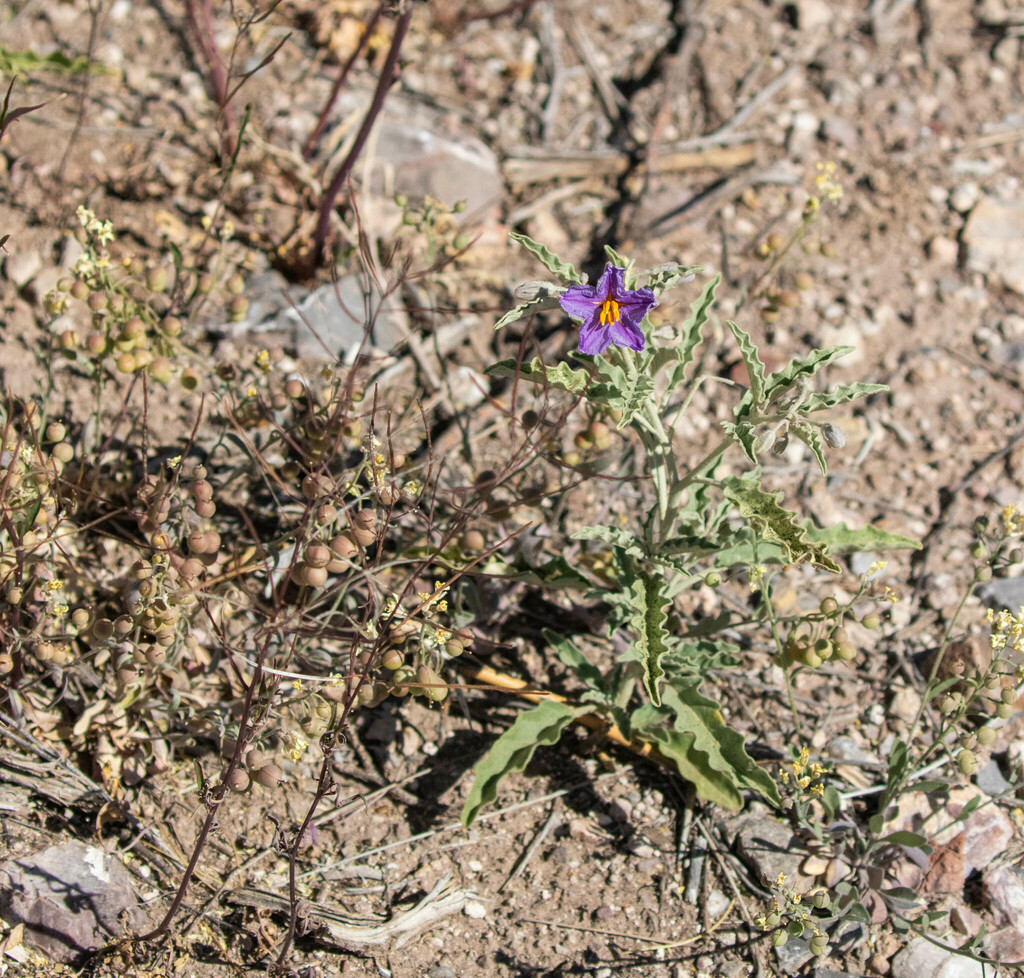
558;264;658;356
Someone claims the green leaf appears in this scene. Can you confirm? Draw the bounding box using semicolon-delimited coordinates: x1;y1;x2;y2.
821;785;841;821
909;779;947;794
663;638;740;680
659;684;780;807
881;831;929;849
726;320;766;407
812;522;921;553
721;420;759;465
510;232;580;283
0;46;112;80
792;422;828;476
644;263;703;297
736;345;854;420
618;569;670;706
603;244;634;281
492;293;561;331
543;629;606;698
461;699;586;826
721;476;841;573
651;275;718;389
885;739;910;801
573;525;645;558
803;382;888;413
487;356;590;393
609;370;655;428
881;887;921;911
475;551;593;589
640;727;743;809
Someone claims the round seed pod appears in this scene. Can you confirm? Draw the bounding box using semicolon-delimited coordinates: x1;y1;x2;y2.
245;749;267;769
375;483;400;506
301;564;328;588
91;618;115;641
349;509;377;547
330;534;358;561
180;368;200;390
191;480;214;502
861;613;881;629
4;585;24;606
304;544;331;569
284;379;305;400
302;473;334;500
977;726;996;746
161;315;182;337
52;443;74;463
834;641;857;661
381;648;404;671
417;664;448;703
460;530;485;552
255;763;282;788
315;504;337;526
226;769;251;793
819;597;839;616
0;652;14;675
45;422;66;443
116;352;137;373
114;615;134;635
194;500;216;519
958;750;978;775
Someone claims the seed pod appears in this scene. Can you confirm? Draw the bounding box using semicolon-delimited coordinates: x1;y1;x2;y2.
375;483;400;506
977;726;996;746
460;530;485;552
417;664;448;703
302;564;328;588
820;598;839;616
305;544;331;569
771;430;790;456
771;931;788;948
382;647;404;671
349;509;377;547
194;500;216;519
245;749;267;769
255;763;283;788
958;750;977;775
861;613;881;629
226;769;251;793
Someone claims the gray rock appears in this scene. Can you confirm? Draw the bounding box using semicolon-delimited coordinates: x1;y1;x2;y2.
963;196;1024;295
2;245;43;287
976;758;1012;797
729;811;807;892
986;863;1024;926
950;181;981;214
822;115;859;148
285;276;409;360
365;97;501;221
0;842;144;964
774;934;811;973
891;935;991;978
977;576;1024;612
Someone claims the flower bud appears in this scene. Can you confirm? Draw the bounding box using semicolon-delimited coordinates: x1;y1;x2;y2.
820;422;846;449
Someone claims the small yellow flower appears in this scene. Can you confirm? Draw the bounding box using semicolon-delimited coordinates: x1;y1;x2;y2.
255;349;270;374
866;560;887;576
43;579;64;592
292;679;302;690
201;215;213;230
775;874;786;887
167;455;182;469
883;585;900;604
810;783;825;798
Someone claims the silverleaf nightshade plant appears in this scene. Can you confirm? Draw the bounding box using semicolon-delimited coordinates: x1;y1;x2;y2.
463;233;919;825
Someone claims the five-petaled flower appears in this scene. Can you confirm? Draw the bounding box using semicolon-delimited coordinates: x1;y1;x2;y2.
558;264;657;356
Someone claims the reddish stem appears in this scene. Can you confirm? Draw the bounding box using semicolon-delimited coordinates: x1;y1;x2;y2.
312;1;414;265
184;0;234;159
302;0;387;161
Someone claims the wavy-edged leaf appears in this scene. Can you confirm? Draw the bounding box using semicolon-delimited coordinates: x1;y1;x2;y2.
651;275;719;388
487;356;590;392
736;345;854;419
510;231;580;283
663;637;741;680
603;244;634;282
803;382;888;413
609;371;655;428
644;263;703;297
721;419;759;465
493;293;561;331
722;476;841;573
475;552;593;589
573;525;645;558
639;727;743;809
618;570;670;706
792;422;828;475
461;699;587;826
726;320;766;407
662;685;780;805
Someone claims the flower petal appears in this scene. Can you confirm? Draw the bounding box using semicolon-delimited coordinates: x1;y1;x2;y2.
558;283;600;323
608;316;646;352
578;321;614;355
596;263;626;299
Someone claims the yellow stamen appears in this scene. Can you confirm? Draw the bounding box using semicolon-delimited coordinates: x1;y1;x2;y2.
599;298;621;325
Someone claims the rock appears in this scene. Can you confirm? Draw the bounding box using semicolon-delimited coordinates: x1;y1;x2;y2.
986;924;1024;963
793;0;834;30
787;111;820;156
774;934;811;973
728;810;810;892
285;276;409;360
977;576;1024;612
463;900;487;919
0;842;144;964
2;244;43;287
986;863;1024;927
888;686;922;725
446;365;488;410
366;97;501;222
927;235;959;264
963;197;1024;295
976;758;1011;797
949;182;981;214
891;936;990;978
822;115;859;148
